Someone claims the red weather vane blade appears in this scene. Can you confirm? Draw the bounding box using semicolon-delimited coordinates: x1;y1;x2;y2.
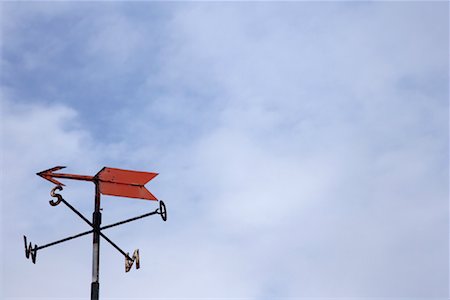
37;166;158;201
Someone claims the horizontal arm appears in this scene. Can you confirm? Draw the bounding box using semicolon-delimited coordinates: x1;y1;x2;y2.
100;209;159;231
36;229;93;251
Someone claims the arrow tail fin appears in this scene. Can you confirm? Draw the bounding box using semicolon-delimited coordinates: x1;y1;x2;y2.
96;167;158;185
99;182;158;200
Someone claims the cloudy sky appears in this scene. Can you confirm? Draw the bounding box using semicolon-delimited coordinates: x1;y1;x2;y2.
1;1;448;299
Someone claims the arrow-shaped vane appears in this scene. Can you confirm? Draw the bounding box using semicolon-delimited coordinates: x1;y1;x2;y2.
37;166;158;200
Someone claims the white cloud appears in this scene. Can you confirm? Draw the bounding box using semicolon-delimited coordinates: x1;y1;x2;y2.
0;99;95;297
1;1;448;299
140;2;448;297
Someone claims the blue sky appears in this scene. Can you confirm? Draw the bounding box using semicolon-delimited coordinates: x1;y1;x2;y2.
1;1;449;299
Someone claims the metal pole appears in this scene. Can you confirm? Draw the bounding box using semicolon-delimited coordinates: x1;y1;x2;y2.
91;181;101;300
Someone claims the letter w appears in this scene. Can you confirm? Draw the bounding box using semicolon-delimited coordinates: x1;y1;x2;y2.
23;236;37;264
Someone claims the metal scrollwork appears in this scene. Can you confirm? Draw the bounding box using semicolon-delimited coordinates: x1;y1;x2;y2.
125;249;140;272
23;235;38;264
49;185;64;206
158;200;167;222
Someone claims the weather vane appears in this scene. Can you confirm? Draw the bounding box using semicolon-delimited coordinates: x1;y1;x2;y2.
23;166;167;300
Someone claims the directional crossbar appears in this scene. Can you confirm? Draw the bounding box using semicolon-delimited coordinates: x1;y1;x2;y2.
25;200;165;264
30;208;162;253
58;197;141;261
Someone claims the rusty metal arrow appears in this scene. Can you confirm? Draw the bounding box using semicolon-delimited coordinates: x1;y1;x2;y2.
37;166;158;200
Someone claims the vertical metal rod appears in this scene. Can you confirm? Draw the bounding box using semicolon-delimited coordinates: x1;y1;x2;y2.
91;181;101;300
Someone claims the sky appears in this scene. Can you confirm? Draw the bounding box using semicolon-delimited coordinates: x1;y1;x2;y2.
0;1;449;299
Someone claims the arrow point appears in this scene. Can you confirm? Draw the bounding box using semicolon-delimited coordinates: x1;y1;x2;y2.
37;166;66;186
37;166;66;175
